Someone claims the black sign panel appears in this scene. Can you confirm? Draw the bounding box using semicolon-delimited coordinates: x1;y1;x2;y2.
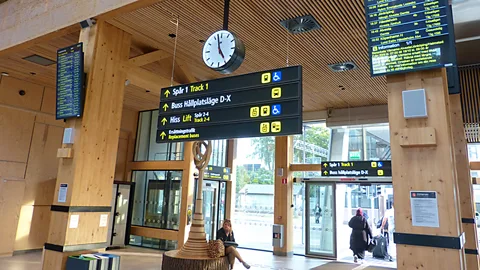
157;66;302;143
56;43;85;120
204;166;231;180
365;0;456;76
321;161;392;177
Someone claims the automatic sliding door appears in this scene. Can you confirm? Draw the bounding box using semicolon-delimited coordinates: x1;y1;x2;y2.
306;182;336;259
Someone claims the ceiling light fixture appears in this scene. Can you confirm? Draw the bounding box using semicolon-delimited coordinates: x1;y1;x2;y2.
328;62;358;72
280;15;321;34
1;72;9;76
23;54;56;66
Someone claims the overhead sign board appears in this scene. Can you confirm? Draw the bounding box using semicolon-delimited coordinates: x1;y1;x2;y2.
204;166;231;181
157;66;302;142
365;0;456;76
56;43;85;120
321;161;392;177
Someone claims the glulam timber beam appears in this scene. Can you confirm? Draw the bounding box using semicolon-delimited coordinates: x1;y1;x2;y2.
0;0;164;57
124;65;178;92
129;50;170;66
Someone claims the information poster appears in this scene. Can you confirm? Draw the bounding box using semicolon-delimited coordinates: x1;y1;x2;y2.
410;191;440;228
58;183;68;203
365;0;456;76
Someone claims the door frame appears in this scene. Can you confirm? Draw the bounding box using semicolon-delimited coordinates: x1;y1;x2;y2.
300;177;393;260
305;181;337;259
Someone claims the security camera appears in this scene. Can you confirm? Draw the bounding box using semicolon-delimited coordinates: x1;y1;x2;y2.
80;18;96;29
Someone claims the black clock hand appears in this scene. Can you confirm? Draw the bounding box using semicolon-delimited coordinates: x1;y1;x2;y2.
217;34;225;59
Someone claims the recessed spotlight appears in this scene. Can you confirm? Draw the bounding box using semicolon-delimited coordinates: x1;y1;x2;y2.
168;33;177;38
338;85;346;91
199;39;205;43
1;72;9;76
328;61;358;72
30;72;36;76
146;90;151;93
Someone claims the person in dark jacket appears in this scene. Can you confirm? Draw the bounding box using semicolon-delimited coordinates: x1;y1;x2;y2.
349;208;373;263
216;219;250;269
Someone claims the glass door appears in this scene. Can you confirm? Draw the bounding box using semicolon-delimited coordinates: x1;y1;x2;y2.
203;182;218;241
305;182;336;259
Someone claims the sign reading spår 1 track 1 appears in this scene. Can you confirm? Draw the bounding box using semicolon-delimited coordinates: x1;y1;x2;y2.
157;66;303;142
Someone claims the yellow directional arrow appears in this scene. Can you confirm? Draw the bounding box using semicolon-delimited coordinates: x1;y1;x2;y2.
160;131;166;140
161;118;167;125
163;103;169;111
164;90;170;97
323;171;329;176
323;163;328;168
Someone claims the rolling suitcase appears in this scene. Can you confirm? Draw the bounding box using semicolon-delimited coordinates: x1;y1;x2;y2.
372;235;388;259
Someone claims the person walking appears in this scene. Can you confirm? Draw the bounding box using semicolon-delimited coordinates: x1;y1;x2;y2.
349;208;373;263
314;204;322;224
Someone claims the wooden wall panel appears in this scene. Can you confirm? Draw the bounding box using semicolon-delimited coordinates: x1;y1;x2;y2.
0;161;26;179
41;87;56;115
0;76;44;111
64;212;110;245
14;205;51;251
0;107;35;163
0;180;26;256
23;123;63;205
115;135;129;181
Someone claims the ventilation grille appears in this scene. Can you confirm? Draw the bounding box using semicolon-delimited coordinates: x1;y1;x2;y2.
328;62;358;72
23;54;56;66
280;15;321;34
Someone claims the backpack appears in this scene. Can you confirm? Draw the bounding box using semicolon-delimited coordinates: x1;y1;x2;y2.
376;216;388;229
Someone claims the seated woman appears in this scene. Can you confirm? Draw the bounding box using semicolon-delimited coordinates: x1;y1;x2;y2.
216;219;251;269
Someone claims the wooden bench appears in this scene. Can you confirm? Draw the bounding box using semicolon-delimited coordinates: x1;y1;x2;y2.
162;250;230;270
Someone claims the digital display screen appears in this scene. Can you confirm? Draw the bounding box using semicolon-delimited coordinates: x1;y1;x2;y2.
56;43;84;120
157;66;303;143
365;0;456;76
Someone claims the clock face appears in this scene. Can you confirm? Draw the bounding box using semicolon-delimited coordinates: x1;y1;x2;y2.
202;30;236;69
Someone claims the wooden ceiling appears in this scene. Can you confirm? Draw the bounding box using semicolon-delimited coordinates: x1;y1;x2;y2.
110;0;389;112
3;0;476;113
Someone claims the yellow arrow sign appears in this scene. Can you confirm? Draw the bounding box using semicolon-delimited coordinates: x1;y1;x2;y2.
161;118;167;125
323;171;329;176
164;90;170;97
163;103;169;111
160;131;166;140
323;163;328;168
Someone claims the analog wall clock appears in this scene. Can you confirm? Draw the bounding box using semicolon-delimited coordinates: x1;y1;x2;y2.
202;30;245;74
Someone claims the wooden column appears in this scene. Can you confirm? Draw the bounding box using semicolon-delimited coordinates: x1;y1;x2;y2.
225;139;237;220
387;69;466;269
42;21;131;270
450;93;480;269
273;136;294;256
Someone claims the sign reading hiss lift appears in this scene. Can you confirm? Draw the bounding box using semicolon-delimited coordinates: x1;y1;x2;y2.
365;0;457;76
156;66;303;143
56;43;85;120
321;161;392;177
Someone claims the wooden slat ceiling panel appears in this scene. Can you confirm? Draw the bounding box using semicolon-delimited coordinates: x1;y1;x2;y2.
460;65;480;124
111;0;388;112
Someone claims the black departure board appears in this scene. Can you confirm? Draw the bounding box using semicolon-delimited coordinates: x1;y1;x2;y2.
321;161;392;177
56;43;84;120
157;66;303;143
365;0;456;76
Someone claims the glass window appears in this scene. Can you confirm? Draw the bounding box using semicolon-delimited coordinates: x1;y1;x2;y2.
330;123;390;161
135;110;184;161
129;235;178;250
209;140;228;167
234;137;275;251
131;170;182;230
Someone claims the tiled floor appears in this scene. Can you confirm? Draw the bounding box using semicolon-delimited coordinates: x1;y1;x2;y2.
0;247;395;270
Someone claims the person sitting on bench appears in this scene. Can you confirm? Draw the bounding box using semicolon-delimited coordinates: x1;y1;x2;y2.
217;219;251;269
